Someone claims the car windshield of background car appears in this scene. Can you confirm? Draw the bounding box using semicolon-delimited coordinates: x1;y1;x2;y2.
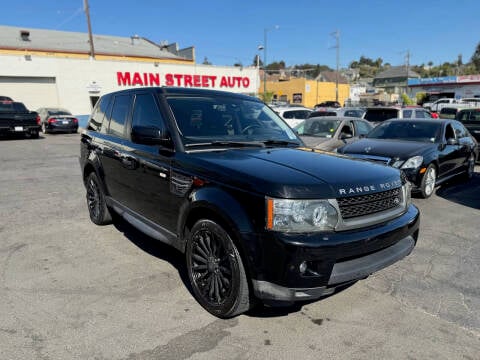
167;96;299;145
367;121;442;142
364;109;399;122
300;119;341;137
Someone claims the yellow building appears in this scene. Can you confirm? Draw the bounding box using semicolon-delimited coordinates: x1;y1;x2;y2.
259;78;350;108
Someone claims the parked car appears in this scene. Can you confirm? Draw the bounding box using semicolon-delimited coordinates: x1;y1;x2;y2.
423;98;460;112
274;106;312;127
36;107;79;133
80;87;420;318
334;107;365;118
455;107;480;143
294;116;373;151
0;101;40;139
363;106;433;125
0;96;13;101
438;106;471;120
314;101;341;109
338;119;478;198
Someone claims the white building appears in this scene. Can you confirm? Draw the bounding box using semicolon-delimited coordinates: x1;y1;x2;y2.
0;26;259;115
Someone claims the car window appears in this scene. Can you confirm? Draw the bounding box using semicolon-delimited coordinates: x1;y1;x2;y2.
344;110;363;117
364;108;399;122
445;124;455;140
353;120;373;136
89;95;111;132
107;94;132;138
132;93;165;130
282;110;295;119
414;110;425;118
403;110;413;118
452;121;468;138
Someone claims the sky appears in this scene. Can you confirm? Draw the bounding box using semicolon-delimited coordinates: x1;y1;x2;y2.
1;0;479;70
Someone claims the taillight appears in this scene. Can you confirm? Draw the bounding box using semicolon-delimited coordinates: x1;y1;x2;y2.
36;115;41;125
73;118;78;124
48;117;56;123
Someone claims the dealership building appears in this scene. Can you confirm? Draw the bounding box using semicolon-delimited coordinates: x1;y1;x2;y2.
408;75;480;99
0;25;259;115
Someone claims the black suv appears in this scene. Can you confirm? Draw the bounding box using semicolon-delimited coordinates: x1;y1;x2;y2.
456;108;480;142
80;87;420;318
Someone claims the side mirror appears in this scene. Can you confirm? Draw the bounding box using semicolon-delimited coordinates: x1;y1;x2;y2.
131;125;172;147
446;138;458;145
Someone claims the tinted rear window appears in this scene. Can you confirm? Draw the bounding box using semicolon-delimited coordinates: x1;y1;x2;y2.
364;108;399;122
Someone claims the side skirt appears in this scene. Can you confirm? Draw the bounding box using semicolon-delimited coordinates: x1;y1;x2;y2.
106;197;183;253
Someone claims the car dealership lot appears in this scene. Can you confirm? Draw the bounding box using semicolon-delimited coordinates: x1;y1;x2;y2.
0;134;479;360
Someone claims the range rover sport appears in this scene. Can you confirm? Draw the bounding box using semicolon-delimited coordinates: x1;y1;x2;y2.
80;87;420;318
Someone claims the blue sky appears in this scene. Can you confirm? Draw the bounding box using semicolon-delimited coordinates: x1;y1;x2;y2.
1;0;479;69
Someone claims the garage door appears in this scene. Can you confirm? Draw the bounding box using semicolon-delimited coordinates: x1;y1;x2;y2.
0;76;58;111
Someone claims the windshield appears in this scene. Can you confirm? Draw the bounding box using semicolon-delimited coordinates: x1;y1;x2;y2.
364;108;399;122
295;118;341;137
167;96;300;147
368;121;442;143
49;110;71;116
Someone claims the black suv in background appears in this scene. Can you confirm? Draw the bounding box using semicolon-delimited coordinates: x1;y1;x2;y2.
80;87;420;318
456;108;480;142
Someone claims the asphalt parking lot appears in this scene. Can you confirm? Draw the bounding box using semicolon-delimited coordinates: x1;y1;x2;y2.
1;133;479;360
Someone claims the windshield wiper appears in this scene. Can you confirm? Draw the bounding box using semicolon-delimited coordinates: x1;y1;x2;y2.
261;139;301;147
185;141;266;148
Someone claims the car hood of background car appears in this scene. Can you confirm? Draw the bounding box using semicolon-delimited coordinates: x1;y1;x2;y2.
339;138;435;159
181;147;401;199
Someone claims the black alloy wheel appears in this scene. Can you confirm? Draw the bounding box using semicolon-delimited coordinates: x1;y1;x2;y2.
86;172;112;225
186;219;251;318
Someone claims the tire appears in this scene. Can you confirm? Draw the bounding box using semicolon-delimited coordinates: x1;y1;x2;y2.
85;172;112;225
420;164;436;198
186;219;251;318
463;152;475;180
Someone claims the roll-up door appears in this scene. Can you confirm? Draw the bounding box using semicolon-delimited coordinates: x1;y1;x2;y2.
0;76;58;111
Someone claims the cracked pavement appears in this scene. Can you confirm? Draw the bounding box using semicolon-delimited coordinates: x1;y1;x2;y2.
0;133;479;359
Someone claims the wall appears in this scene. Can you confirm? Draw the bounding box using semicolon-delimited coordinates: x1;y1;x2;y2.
260;78;350;107
0;54;259;114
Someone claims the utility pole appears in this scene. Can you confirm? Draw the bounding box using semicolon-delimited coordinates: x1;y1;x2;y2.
405;50;410;95
331;30;340;102
84;0;95;59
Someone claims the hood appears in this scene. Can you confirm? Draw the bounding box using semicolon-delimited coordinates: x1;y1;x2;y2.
339;138;435;159
179;147;402;199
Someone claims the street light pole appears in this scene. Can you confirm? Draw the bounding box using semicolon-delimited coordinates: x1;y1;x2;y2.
263;28;268;97
262;26;278;100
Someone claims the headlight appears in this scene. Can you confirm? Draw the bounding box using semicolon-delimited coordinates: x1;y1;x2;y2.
266;198;338;232
399;155;423;169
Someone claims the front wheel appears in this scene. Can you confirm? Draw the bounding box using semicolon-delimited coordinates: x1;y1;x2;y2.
186;219;251;318
420;164;436;198
85;172;112;225
463;152;476;180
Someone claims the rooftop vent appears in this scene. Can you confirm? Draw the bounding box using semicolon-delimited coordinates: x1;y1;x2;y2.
130;34;140;45
20;30;30;41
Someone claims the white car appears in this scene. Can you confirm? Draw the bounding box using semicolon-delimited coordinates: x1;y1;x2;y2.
274;106;312;127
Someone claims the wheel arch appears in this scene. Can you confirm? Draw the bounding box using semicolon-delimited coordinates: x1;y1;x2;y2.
178;187;259;280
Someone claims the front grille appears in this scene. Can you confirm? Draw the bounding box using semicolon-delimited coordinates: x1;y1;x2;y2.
337;187;403;219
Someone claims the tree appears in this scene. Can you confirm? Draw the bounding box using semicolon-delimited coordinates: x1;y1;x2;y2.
470;42;480;71
252;55;263;67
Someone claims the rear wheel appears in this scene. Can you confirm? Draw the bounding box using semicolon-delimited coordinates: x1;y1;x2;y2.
420;164;436;198
85;172;112;225
464;152;475;180
186;219;251;318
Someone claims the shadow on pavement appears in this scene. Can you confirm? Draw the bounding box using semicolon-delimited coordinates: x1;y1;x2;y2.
435;172;480;210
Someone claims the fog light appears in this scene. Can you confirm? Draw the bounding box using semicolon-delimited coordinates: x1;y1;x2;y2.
299;261;307;274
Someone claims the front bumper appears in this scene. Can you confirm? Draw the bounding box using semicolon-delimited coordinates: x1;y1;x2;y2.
244;204;420;302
